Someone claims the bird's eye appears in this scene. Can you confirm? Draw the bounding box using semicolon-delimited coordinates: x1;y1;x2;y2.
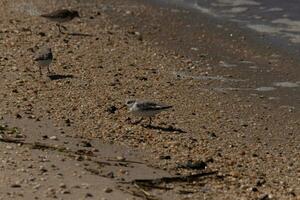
126;100;134;105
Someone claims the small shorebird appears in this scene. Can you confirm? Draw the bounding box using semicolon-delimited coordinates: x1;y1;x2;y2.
125;99;173;126
41;9;79;33
34;47;53;76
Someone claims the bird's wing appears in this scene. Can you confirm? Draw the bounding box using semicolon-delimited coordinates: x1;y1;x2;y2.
137;101;172;111
41;9;70;18
35;51;52;61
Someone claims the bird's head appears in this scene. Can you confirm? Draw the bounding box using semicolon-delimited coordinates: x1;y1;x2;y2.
70;10;80;18
125;99;136;108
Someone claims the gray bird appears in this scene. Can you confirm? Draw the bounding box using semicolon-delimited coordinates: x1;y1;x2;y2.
34;47;53;76
41;9;80;33
125;99;173;126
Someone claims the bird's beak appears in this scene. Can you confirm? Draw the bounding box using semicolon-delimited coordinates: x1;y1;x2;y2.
119;105;126;109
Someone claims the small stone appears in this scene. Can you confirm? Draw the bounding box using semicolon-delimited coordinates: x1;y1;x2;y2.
105;171;114;178
106;105;117;114
258;194;271;200
75;155;84;161
116;156;125;161
81;141;92;147
85;193;93;197
38;32;46;37
33;184;41;190
11;183;21;188
61;189;70;194
81;183;90;189
59;183;66;189
65;119;71;126
49;136;57;140
6;145;13;150
42;135;48;139
119;169;128;175
103;187;113;193
39;166;47;173
159;155;171;160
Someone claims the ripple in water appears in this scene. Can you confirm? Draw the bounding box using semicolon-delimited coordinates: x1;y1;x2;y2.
273;82;299;88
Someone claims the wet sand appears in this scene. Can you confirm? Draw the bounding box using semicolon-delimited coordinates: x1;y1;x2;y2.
0;0;299;199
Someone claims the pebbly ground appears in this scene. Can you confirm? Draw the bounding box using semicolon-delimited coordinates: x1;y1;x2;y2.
0;0;299;199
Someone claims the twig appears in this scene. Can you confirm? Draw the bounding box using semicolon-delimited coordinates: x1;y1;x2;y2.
107;158;145;164
132;171;217;186
0;135;25;144
67;32;94;37
133;183;159;200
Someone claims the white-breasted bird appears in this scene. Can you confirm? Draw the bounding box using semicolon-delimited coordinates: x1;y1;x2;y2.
41;9;80;34
125;99;172;126
34;47;53;76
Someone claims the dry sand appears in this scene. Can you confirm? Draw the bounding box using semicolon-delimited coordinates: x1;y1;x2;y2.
0;0;299;199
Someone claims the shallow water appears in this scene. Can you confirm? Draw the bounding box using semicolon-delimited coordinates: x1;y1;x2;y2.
159;0;300;52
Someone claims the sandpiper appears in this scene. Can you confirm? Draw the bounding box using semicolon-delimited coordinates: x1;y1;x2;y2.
34;47;53;76
41;9;79;33
125;99;173;126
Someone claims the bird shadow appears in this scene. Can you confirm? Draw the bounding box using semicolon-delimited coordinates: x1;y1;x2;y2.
66;32;94;37
48;74;74;80
143;124;186;133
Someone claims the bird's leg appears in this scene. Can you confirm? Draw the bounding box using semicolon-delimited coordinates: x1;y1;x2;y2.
131;117;143;125
148;117;152;127
39;66;42;76
56;24;64;34
47;65;51;74
61;25;68;31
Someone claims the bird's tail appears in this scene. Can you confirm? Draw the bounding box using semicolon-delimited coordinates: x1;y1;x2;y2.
161;105;173;110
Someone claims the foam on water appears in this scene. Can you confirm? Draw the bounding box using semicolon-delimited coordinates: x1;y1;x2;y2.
273;82;299;88
255;86;276;91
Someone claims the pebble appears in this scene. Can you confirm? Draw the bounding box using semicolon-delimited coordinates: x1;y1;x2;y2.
106;171;114;178
6;145;13;150
116;156;125;161
11;183;21;188
81;183;90;189
85;193;93;197
33;184;41;190
60;189;71;194
49;136;58;140
39;166;47;173
81;141;92;147
59;183;67;189
103;187;113;193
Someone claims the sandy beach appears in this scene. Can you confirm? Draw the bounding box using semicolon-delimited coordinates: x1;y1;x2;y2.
0;0;299;199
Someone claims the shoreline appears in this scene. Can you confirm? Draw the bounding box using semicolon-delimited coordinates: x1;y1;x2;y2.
109;0;300;109
0;0;299;199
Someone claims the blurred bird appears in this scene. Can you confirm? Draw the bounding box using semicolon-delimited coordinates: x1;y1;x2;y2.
125;99;173;126
34;47;53;76
41;9;80;34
